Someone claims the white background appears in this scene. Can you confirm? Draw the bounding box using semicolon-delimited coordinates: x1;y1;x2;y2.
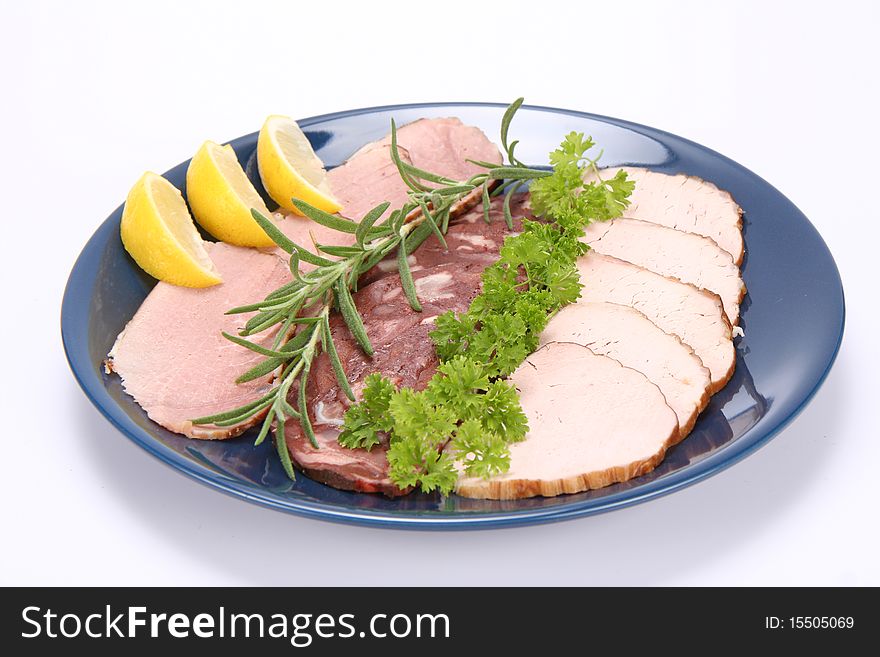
1;0;877;586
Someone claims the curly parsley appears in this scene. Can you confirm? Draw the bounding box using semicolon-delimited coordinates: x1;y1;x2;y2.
339;357;527;492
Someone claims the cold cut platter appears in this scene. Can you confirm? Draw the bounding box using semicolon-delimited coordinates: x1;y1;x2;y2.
61;102;844;528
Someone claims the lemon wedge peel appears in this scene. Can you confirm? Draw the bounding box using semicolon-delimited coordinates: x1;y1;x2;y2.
120;172;222;288
257;115;342;215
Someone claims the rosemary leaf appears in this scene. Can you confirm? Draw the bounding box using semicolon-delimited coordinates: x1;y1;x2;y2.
466;158;506;169
265;279;303;301
431;192;451;233
251;209;295;253
235;356;286;384
298;360;318;448
404;221;434;256
274;413;297;480
273;314;295;350
220;332;298;359
235;324;315;384
281;397;300;419
190;389;277;425
503;180;524;230
488;167;552;180
323;313;355;401
500;97;524;158
334;279;373;356
397;232;422;312
275;324;318;352
358;235;402;274
482;181;491;224
288;248;304;282
300;266;339;284
390;120;431;193
355;201;391;247
365;226;394;240
310;273;346;300
386;208;403;232
242;307;287;336
291;199;359;233
429;184;478;197
253;411;273;446
316;244;365;258
398;160;459;186
277;373;302;419
293;243;335;268
416;198;447;250
348;253;364;292
228;286;303;313
490;177;521;198
228;293;300;316
507;139;522;166
212;397;274;427
225;300;279;315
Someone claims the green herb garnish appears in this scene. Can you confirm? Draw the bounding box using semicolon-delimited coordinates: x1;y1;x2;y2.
339;357;527;491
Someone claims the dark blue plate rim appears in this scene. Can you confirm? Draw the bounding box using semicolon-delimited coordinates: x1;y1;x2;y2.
61;102;845;530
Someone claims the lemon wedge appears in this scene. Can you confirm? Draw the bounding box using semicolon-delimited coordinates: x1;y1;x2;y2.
186;141;275;247
257;115;341;215
120;172;222;288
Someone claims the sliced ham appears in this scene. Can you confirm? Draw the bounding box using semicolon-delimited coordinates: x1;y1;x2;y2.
106;242;291;439
577;252;735;392
270;117;502;268
285;425;401;496
359;117;502;183
455;342;679;500
585;166;744;264
583;217;746;324
539;301;711;438
327;144;413;221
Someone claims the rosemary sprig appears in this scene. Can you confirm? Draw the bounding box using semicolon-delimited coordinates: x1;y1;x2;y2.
192;98;551;481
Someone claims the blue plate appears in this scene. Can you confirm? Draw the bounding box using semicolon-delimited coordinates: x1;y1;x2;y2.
61;103;845;529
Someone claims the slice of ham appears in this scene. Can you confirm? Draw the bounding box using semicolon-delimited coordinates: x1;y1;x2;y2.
539;301;711;438
577;252;735;393
455;342;679;500
269;117;502;268
585;166;744;264
358;117;502;184
106;242;291;439
327;144;413;221
583;217;746;324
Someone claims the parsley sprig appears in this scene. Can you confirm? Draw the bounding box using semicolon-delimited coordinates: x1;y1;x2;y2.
339;359;527;492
